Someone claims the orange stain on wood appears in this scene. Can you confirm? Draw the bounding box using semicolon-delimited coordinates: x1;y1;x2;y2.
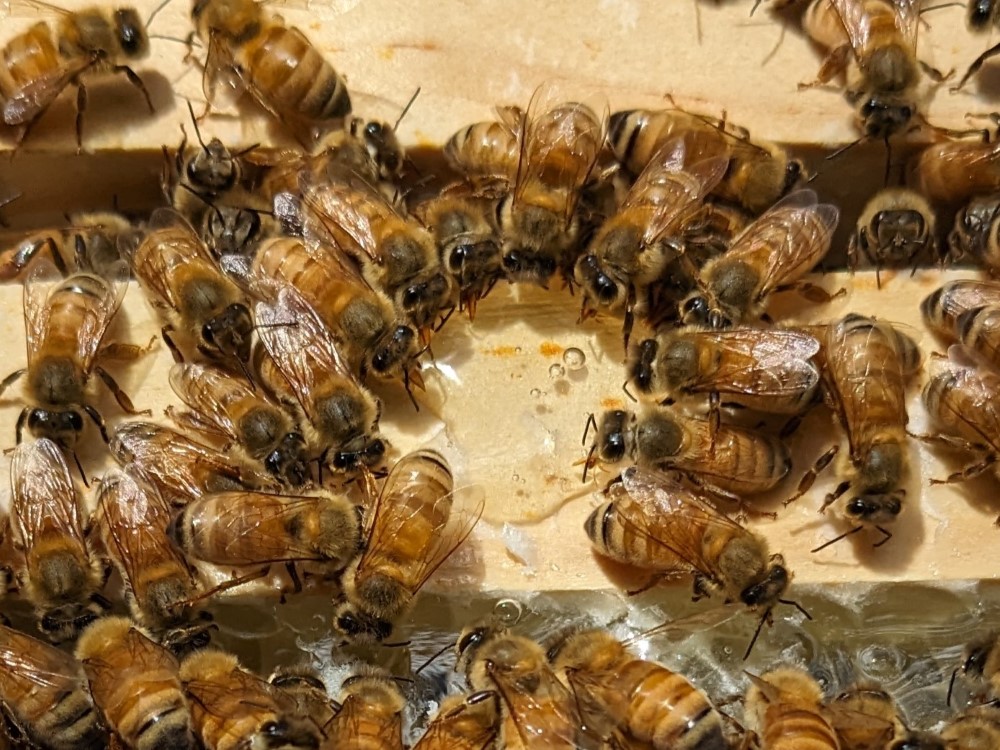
601;398;625;410
539;341;563;357
484;345;520;357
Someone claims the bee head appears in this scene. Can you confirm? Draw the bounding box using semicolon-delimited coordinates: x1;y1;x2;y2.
400;272;454;326
576;253;623;308
627;338;659;394
782;159;804;196
331;435;386;472
202;302;253;363
740;561;789;609
27;408;85;448
871;209;927;262
597;410;630;463
446;238;502;286
203;207;261;258
455;624;499;668
844;492;903;525
501;247;557;287
353;119;403;179
961;634;996;678
40;602;102;643
264;432;309;486
681;293;711;326
331;603;394;644
371;325;417;377
187;140;238;193
113;8;150;58
260;719;319;750
858;96;913;140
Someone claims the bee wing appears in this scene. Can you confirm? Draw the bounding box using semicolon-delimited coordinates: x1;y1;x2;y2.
254;286;359;424
0;626;84;691
298;173;390;266
213;493;344;562
2;56;91;126
127;212;213;311
167;363;251;443
932;366;1000;452
829;0;918;57
728;189;839;298
22;258;60;368
327;695;403;746
495;104;526;138
75;261;129;373
9;438;86;555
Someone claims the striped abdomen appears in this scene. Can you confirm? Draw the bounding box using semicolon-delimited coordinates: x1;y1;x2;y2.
958;305;1000;371
761;704;839;750
0;23;62;122
444;118;521;179
679;422;791;495
921;280;1000;339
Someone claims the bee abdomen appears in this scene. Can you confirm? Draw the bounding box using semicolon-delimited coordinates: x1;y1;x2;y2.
42;690;104;750
764;706;839;750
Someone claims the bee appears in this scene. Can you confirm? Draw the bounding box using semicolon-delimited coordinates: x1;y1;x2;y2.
0;620;105;750
296;173;454;329
941;705;1000;750
75;615;196;750
0;2;153;149
950;632;1000;705
574;137;728;345
179;649;321;750
828;682;943;750
584;467;806;658
609;107;806;214
109;420;272;506
848;187;937;286
0;259;147;453
955;0;1000;89
332;449;483;644
254;286;387;473
166;362;310;487
454;624;604;749
191;0;351;141
9;438;107;642
583;406;792;501
909;138;1000;206
93;470;212;652
268;666;339;738
921;280;1000;340
948;194;1000;274
680;190;840;329
168;489;361;586
324;668;406;750
444;105;524;181
123;209;254;375
625;327;822;425
744;668;839;750
801;0;924;139
412;691;502;750
546;627;727;750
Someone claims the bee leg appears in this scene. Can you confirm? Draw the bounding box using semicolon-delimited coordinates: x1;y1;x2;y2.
161;325;184;363
82;404;111;443
784;444;839;506
94;366;151;415
285;562;303;595
74;81;88;154
13;407;29;445
97;336;157;361
929;454;998;485
954;42;1000;92
919;61;953;83
909;430;988;453
798;44;851;90
625;574;664;597
622;283;636;352
113;65;154;114
0;368;26;398
872;525;893;548
819;481;850;513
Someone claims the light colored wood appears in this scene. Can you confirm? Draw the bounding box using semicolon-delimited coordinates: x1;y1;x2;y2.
0;269;997;594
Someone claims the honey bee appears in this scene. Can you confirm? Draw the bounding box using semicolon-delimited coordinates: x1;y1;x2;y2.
455;624;604;749
123;209;253;374
948;194;1000;274
412;691;502;750
109;420;272;506
166;362;310;487
941;705;1000;750
324;668;406;750
625;327;822;424
680;190;840;328
296;173;454;329
332;449;483;644
0;620;105;750
908;139;1000;206
848;187;937;286
191;0;351;141
546;627;727;750
444;105;523;181
0;2;153;149
744;668;839;750
828;682;943;750
238;234;422;388
169;489;361;586
584;467;806;658
93;470;212;652
574;137;728;344
950;632;1000;705
584;406;792;502
954;0;1000;89
9;438;107;642
609;107;806;214
921;280;1000;340
75;615;196;750
254;286;387;473
0;259;147;453
268;666;339;738
179;649;321;750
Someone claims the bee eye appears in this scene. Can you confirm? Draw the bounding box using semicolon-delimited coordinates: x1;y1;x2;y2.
458;629;485;654
68;412;84;431
365;122;382;137
900;106;912;120
201;323;217;344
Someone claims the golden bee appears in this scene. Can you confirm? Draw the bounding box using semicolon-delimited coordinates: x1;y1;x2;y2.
123;209;254;374
444;105;523;181
680;189;839;328
167;362;310;487
296;173;454;329
609;107;805;214
332;449;482;643
109;420;272;506
942;705;1000;750
955;0;1000;89
75;616;196;750
412;691;502;750
921;279;1000;340
0;2;153;149
908;138;1000;206
92;470;212;652
584;467;806;658
801;0;924;139
191;0;351;141
828;681;943;750
455;624;604;749
241;234;422;390
583;406;791;501
268;666;339;738
254;286;387;472
546;627;727;750
0;620;105;750
744;667;839;750
324;668;406;750
0;259;147;454
9;438;107;642
179;649;321;750
789;314;920;550
625;327;822;424
848;187;937;286
169;488;361;587
948;194;1000;274
574;137;728;345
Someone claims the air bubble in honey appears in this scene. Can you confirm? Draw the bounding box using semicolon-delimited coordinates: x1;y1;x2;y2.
549;363;566;379
563;347;586;370
493;598;523;624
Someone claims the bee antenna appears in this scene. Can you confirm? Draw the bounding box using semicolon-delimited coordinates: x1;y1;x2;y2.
179;183;220;219
582;412;598;447
72;450;89;488
825;135;867;162
778;598;812;621
883;134;893;188
920;2;963;12
403;368;421;412
622;381;637;403
145;0;174;28
581;444;597;483
414;640;454;675
947;666;960;706
393;87;421;132
383;640;412;648
810;525;864;553
186;100;209;153
743;607;772;661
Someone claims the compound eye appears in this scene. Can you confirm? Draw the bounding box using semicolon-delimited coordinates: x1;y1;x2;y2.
201;323;216;344
68;412;84;430
365;122;382;137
